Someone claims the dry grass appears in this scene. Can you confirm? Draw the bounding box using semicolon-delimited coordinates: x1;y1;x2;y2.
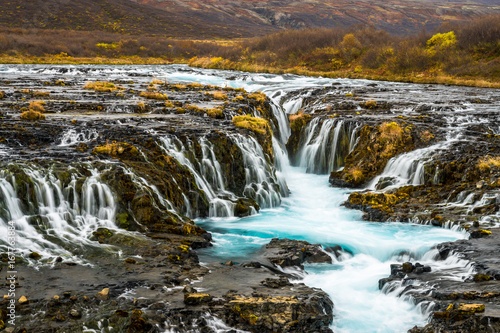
29;101;46;112
478;156;500;172
84;81;120;92
139;91;168;100
20;110;45;120
0;91;4;99
187;83;203;88
232;115;270;136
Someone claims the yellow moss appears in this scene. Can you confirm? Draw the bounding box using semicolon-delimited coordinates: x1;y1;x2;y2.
93;142;138;158
206;107;223;119
20;110;45;121
248;92;266;103
364;100;377;109
420;130;434;143
478;156;500;171
178;245;189;253
171;84;187;90
29;100;46;112
164;101;174;108
84;81;120;92
137;102;147;113
206;91;228;100
187;82;203;88
346;166;364;183
139;91;168;100
232;115;270;136
232;95;245;102
379;122;404;142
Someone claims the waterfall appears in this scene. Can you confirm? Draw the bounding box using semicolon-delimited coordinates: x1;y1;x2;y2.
0;165;117;264
159;133;282;218
296;118;358;174
159;136;235;218
231;134;282;208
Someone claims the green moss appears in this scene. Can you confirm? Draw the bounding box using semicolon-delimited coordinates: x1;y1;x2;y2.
116;212;130;229
232;115;270;136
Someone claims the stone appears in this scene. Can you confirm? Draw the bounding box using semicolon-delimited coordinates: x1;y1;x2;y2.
124;257;136;264
70;309;82;318
402;262;414;273
96;288;110;301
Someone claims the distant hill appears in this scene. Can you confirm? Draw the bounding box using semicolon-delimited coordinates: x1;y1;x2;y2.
0;0;278;38
0;0;499;37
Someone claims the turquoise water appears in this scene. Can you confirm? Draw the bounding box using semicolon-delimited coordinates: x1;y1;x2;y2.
197;166;467;333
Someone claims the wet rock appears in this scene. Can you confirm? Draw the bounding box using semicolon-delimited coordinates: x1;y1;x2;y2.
69;309;82;319
470;229;492;238
261;276;293;288
262;238;332;269
224;292;333;333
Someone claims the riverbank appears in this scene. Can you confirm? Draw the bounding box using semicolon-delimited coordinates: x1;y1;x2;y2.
1;53;498;89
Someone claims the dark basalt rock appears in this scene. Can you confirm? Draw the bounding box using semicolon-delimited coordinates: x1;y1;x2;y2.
261;238;332;269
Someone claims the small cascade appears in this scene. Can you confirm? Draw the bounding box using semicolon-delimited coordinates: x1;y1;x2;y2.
159;136;235;218
0;166;117;263
297;118;358;174
231;134;282;208
283;97;303;115
270;103;290;144
59;129;99;146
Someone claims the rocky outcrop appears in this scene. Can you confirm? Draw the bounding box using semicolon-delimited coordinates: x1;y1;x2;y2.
260;238;332;269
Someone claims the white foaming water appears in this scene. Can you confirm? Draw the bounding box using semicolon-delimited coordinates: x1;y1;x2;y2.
231;134;281;208
297;118;358;174
0;166;117;264
160;134;281;217
59;129;99;146
197;166;467;332
368;109;483;190
160;136;236;217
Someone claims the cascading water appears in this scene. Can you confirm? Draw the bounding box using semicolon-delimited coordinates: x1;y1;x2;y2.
59;129;99;146
0;165;117;264
1;64;489;332
159;134;282;218
296;118;359;174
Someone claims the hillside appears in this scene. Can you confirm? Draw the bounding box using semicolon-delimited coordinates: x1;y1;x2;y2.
0;0;278;38
0;0;498;37
134;0;500;35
